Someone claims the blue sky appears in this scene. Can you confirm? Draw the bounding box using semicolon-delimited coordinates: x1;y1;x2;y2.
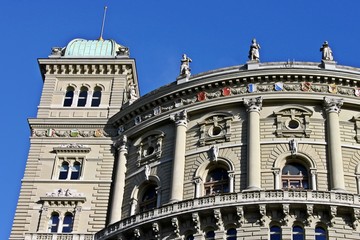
2;0;360;238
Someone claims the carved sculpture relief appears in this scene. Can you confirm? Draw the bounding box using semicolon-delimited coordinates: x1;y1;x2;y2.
274;106;312;138
199;114;233;146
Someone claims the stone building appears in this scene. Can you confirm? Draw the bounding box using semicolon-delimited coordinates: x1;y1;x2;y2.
10;37;360;240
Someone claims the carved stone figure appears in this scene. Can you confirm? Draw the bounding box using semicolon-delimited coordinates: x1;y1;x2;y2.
320;41;334;61
289;139;298;155
51;47;63;56
180;54;192;79
129;84;138;103
210;145;219;161
145;164;151;181
248;38;260;61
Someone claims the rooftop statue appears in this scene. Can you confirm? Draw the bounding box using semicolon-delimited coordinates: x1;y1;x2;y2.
320;41;334;61
180;54;192;80
248;38;260;61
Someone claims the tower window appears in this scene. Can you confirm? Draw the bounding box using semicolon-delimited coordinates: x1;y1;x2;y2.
204;168;229;195
63;86;74;107
70;161;81;180
58;159;82;180
49;212;60;233
91;86;102;107
282;163;309;189
62;212;73;233
77;86;88;107
59;162;69;180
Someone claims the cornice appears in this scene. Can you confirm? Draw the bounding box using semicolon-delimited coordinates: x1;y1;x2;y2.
110;62;360;133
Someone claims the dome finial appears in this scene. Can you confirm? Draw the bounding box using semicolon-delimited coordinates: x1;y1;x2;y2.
99;6;108;41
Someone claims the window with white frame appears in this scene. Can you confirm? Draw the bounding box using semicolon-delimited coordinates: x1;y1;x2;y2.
270;225;282;240
204;168;229;196
292;225;304;240
63;86;75;107
282;163;309;190
315;226;327;240
91;86;102;107
57;158;83;180
226;228;237;240
48;211;74;233
77;86;88;107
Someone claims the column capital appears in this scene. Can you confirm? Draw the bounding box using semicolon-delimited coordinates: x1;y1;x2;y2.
244;96;263;112
170;109;188;127
113;135;128;152
324;97;343;113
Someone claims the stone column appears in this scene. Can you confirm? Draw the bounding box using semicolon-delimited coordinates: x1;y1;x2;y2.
228;171;234;193
170;110;188;202
310;169;317;191
324;97;345;191
194;177;202;198
109;135;128;225
273;168;281;190
244;97;263;190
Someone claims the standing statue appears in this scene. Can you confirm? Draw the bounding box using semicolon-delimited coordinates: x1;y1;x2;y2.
180;54;192;79
248;38;260;61
320;41;334;61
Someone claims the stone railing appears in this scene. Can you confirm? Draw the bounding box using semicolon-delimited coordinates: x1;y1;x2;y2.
95;190;360;240
25;233;93;240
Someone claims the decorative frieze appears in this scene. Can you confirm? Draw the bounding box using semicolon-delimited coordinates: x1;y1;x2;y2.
115;78;359;132
32;128;117;138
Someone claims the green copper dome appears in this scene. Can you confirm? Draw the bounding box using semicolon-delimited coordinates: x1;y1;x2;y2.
63;38;127;58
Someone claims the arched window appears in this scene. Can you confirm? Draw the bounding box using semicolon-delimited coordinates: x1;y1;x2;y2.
77;86;88;107
49;212;60;233
226;228;237;240
91;86;102;107
282;163;309;189
315;226;327;240
59;162;69;180
63;86;74;107
292;225;304;240
186;235;194;240
204;168;229;195
70;161;81;180
139;185;157;212
62;212;73;233
270;225;282;240
205;230;215;240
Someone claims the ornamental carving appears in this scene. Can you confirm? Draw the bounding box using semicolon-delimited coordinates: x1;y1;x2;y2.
136;132;165;166
199;114;233;146
45;188;84;198
274;105;313;138
244;96;263;112
32;128;112;138
324;97;343;114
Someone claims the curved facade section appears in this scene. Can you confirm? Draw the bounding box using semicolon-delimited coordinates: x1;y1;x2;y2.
101;61;360;239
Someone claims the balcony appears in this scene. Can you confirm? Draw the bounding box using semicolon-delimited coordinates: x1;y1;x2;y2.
95;190;360;240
